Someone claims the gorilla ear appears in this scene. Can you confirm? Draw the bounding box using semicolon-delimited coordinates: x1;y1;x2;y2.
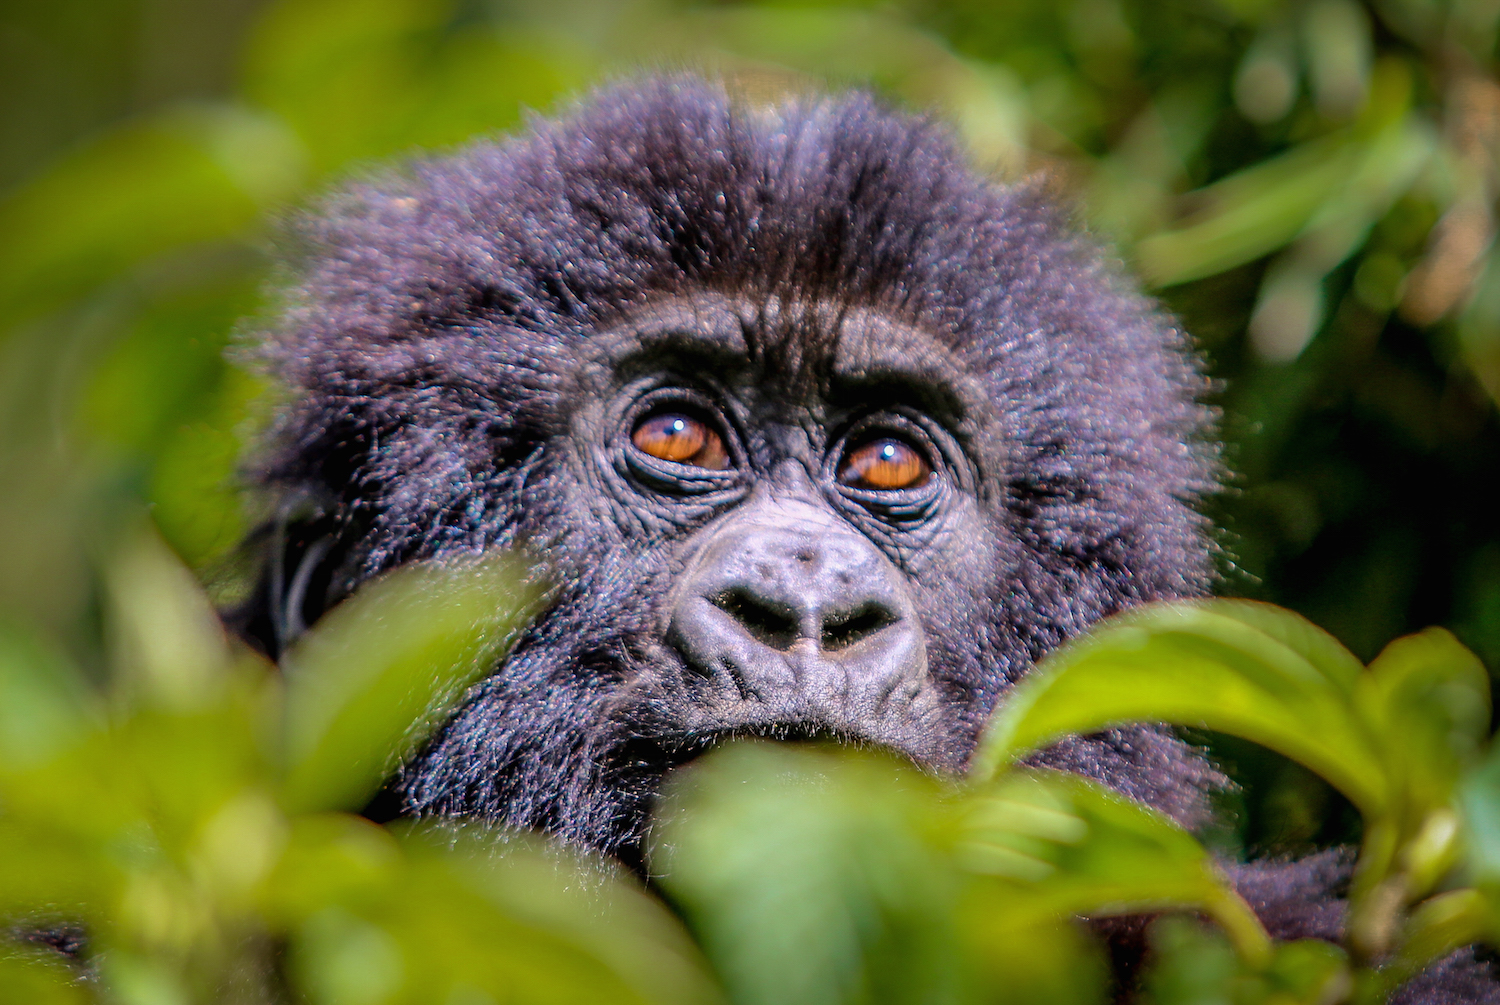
225;510;345;659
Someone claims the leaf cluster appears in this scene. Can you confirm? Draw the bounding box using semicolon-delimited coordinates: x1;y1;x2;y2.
4;539;1500;1005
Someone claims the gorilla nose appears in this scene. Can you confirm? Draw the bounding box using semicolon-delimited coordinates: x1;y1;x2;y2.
707;543;900;655
666;500;931;733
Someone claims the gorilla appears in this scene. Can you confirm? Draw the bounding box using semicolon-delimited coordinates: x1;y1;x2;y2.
237;77;1497;1001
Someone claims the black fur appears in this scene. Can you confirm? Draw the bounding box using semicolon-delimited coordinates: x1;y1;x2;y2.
238;77;1496;1001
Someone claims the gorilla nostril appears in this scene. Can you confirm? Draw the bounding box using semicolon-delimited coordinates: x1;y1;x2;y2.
820;604;897;651
712;589;800;650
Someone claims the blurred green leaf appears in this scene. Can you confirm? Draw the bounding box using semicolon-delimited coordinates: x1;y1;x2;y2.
285;824;722;1005
245;0;583;173
1137;61;1428;290
0;620;94;766
0;954;88;1005
278;553;542;814
1458;744;1500;886
0;105;301;331
961;772;1271;966
1359;629;1490;816
1141;918;1349;1005
1381;889;1492;994
654;743;974;1005
103;524;233;711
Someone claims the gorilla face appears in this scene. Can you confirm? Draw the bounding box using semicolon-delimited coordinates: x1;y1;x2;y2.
243;77;1219;862
565;295;1003;770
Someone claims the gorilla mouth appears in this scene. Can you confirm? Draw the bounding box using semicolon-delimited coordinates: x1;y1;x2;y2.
613;719;928;783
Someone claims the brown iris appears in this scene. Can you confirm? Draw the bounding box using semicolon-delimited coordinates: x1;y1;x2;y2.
631;412;730;470
838;437;931;490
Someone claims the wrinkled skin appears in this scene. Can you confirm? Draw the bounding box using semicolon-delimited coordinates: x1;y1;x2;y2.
236;78;1498;1002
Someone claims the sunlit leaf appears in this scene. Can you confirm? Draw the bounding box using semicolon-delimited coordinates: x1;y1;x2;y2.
961;772;1270;965
278;553;541;814
973;600;1387;817
653;743;972;1005
0;621;94;766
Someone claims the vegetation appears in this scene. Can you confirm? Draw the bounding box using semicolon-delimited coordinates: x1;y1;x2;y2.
2;0;1500;1001
2;543;1499;1004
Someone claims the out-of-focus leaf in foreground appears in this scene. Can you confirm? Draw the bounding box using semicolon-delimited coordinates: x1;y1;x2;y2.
974;601;1386;816
278;552;543;814
976;597;1495;988
0;535;716;1005
652;742;1278;1005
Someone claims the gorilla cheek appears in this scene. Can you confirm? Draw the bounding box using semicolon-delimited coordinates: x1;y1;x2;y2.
661;495;947;764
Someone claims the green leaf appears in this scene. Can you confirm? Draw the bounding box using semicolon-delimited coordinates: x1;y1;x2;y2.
973;600;1387;818
959;771;1270;966
103;524;234;712
1358;628;1491;813
0;621;94;767
245;0;581;174
652;742;973;1005
282;822;721;1005
1135;63;1424;288
1458;745;1500;885
1135;132;1361;286
403;829;724;1005
278;552;541;814
0;953;88;1005
1141;918;1349;1005
1381;889;1492;993
0;104;301;331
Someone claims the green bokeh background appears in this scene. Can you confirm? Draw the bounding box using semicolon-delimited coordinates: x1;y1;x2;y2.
3;0;1498;856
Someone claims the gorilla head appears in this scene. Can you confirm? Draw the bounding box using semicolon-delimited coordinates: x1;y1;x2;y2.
243;76;1219;864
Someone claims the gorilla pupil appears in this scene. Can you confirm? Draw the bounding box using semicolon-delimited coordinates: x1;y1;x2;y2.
839;438;930;490
631;412;729;470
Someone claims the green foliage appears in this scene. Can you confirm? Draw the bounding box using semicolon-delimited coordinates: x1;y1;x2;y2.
3;0;1500;1002
0;531;716;1005
651;598;1499;1005
7;545;1500;1003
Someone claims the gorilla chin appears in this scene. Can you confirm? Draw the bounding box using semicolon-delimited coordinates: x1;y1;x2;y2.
232;74;1500;1001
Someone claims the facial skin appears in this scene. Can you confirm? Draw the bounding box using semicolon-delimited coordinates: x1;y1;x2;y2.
567;293;1003;765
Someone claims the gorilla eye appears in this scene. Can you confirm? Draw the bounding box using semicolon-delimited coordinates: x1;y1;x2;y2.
838;437;931;491
631;412;730;470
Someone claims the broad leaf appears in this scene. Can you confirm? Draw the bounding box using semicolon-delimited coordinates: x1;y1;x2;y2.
959;771;1270;965
973;600;1387;817
278;553;541;814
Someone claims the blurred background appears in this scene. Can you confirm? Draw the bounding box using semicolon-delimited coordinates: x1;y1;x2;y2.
1;0;1496;857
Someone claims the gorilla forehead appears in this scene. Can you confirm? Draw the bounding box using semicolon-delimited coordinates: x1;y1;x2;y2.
270;75;1174;394
572;291;992;439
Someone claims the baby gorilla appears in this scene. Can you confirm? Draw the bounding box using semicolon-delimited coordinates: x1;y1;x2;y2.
241;77;1496;1001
